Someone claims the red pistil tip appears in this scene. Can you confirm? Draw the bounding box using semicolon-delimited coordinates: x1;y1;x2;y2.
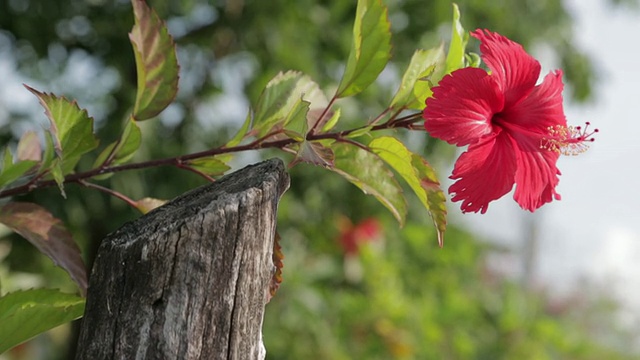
540;122;598;156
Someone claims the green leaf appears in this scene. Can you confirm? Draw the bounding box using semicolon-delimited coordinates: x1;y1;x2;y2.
49;159;66;197
336;0;392;98
369;137;419;188
0;158;38;189
330;142;406;225
281;86;335;140
445;3;468;74
466;52;481;68
2;148;11;169
252;71;324;138
283;97;311;140
369;136;447;246
113;117;142;164
226;112;252;147
129;0;179;120
35;132;65;195
412;155;447;247
346;125;373;139
0;289;85;354
0;202;87;293
25;86;99;174
184;156;230;176
391;44;446;111
91;117;142;180
321;108;341;132
413;59;445;109
91;143;117;181
39;132;56;174
92;141;116;167
253;71;302;136
0;148;38;188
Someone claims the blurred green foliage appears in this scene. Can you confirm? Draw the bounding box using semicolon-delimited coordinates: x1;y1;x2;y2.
0;0;638;358
266;215;638;359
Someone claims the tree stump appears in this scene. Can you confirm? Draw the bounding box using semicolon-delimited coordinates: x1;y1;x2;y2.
75;159;289;360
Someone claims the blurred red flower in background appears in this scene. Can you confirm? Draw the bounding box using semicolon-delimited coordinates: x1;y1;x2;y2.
337;217;381;257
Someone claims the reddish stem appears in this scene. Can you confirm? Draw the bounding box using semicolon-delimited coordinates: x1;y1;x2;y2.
176;163;216;182
0;111;424;199
78;180;139;209
309;95;337;135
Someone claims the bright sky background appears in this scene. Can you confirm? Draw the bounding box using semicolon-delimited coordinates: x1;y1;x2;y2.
453;0;640;323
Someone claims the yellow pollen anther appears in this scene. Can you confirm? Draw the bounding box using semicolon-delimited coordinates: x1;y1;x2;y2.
540;122;598;156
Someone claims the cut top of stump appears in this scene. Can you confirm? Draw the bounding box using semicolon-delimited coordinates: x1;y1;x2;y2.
107;158;290;248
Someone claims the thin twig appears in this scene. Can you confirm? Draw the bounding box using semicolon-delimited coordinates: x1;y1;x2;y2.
368;107;391;126
78;180;139;209
24;170;48;191
309;95;337;135
176;163;216;182
335;137;371;152
0;111;424;199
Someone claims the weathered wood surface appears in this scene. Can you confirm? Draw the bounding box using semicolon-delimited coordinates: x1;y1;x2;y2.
75;159;289;360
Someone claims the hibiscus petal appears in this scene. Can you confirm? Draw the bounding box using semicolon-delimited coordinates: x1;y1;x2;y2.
424;67;503;146
512;136;561;212
502;70;567;132
449;130;517;214
471;29;541;107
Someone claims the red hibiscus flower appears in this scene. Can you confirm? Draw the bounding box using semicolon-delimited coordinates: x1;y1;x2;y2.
423;29;596;214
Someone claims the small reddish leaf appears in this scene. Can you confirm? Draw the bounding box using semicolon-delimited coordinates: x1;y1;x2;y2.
17;131;42;162
134;197;167;214
289;141;335;168
267;231;284;303
129;0;179;120
0;203;87;294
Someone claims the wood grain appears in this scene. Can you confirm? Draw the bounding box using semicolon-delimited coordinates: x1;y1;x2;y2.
75;159;289;360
